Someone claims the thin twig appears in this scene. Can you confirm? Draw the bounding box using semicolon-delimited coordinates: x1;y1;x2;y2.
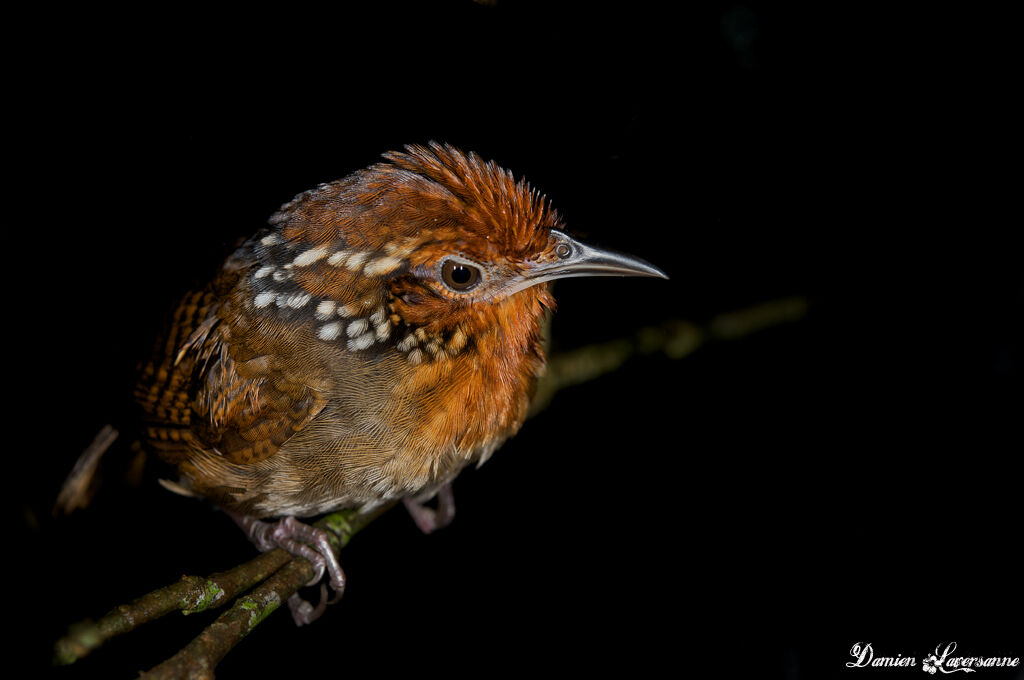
139;502;394;678
54;550;292;665
141;557;313;680
55;500;395;673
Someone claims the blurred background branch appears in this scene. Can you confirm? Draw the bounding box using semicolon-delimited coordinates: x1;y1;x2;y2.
52;296;809;677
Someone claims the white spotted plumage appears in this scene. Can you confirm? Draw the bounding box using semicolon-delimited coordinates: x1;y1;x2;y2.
346;252;369;271
363;255;402;276
346;319;369;337
246;233;463;363
293;245;329;267
327;250;350;266
317;322;342;341
315;300;337;320
254;292;277;308
347;332;375;351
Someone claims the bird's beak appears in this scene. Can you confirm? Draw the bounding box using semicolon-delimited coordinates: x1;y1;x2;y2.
503;230;666;296
508;229;668;295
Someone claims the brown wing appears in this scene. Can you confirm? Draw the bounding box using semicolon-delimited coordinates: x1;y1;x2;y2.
136;256;330;466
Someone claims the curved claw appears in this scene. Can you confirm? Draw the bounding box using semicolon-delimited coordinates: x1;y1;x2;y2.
226;511;347;624
287;585;329;626
272;518;329;586
403;482;456;534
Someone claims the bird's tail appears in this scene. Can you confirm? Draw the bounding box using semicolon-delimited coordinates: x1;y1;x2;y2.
53;424;148;515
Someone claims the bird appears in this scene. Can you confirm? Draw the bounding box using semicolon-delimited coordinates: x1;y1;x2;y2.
133;142;666;623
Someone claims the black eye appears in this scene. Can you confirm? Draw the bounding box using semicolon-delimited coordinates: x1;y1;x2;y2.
441;260;482;292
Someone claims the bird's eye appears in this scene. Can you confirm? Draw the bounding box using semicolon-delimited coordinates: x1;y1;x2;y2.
440;259;482;292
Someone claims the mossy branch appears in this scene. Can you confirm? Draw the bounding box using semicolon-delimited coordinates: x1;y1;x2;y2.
54;503;394;671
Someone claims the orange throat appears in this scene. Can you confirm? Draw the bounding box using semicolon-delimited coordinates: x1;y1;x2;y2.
398;285;553;471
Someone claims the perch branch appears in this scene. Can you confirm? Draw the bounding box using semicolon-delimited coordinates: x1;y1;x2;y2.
54;550;291;665
54;502;394;668
139;502;394;678
140;557;313;680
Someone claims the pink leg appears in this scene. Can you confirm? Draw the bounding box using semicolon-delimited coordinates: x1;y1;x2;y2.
227;512;345;625
403;483;456;534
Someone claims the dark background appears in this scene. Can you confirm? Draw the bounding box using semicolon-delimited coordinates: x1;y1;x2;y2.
13;1;1019;678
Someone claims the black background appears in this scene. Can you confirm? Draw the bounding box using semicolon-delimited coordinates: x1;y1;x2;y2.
13;1;1019;678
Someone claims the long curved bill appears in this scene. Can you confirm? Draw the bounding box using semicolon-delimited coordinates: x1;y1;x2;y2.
508;229;668;295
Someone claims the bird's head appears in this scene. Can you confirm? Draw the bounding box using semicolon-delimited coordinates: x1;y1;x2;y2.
244;143;665;363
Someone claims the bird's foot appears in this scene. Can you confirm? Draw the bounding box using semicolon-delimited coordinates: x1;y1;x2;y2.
403;482;456;534
227;512;345;625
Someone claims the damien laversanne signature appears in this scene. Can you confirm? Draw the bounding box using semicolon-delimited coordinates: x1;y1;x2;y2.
848;642;1020;673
